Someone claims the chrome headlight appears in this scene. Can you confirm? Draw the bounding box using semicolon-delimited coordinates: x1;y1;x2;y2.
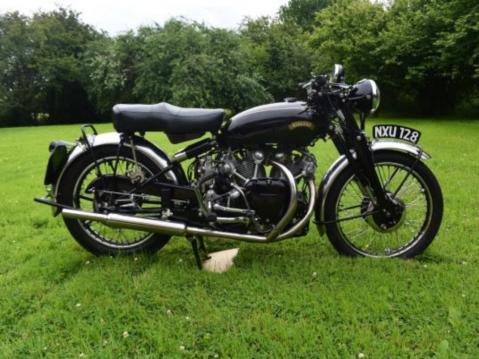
352;79;381;115
370;80;380;114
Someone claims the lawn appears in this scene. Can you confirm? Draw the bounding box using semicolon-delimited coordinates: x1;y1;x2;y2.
0;118;478;358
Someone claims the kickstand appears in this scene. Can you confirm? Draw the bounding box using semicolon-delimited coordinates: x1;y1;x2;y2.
189;236;210;270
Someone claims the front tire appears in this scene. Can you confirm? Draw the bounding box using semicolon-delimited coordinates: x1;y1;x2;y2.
322;151;443;258
58;145;171;256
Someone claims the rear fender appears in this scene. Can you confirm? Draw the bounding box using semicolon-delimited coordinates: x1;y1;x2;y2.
315;140;431;235
44;140;76;186
52;132;186;201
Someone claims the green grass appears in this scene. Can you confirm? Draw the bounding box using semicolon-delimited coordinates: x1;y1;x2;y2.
0;118;478;358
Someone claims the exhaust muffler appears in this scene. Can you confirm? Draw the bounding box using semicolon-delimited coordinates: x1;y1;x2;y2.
61;163;317;243
62;208;267;242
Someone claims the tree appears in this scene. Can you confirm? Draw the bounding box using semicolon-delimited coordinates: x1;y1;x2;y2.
132;20;272;112
279;0;331;31
2;1;479;125
30;8;101;122
169;26;272;111
0;13;36;125
308;0;479;115
85;32;141;117
378;0;479;114
309;0;386;80
240;17;313;101
0;8;100;125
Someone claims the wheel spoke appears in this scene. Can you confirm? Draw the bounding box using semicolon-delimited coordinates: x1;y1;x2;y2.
338;204;362;212
78;194;94;201
383;166;400;190
75;156;157;247
334;160;431;257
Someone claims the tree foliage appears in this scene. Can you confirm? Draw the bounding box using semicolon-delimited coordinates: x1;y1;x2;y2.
85;20;272;116
0;1;478;126
240;17;313;101
309;0;386;78
0;8;100;125
279;0;331;30
378;0;479;114
0;12;34;125
310;0;479;115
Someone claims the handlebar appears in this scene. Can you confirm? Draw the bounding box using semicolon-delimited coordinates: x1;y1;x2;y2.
300;65;379;121
300;74;353;100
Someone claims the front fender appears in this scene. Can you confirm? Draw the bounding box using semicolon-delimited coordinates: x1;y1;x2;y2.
52;132;186;200
315;140;430;235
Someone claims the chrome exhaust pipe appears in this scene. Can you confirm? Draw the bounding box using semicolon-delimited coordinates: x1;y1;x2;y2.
62;208;267;242
61;163;317;243
62;209;186;236
277;179;316;241
61;180;317;243
265;161;297;241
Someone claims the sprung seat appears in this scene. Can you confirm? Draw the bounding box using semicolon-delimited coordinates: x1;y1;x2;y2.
113;102;225;135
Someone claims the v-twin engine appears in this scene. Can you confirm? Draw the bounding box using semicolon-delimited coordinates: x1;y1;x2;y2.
190;148;317;238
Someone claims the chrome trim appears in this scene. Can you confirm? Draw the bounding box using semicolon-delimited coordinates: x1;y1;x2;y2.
315;140;431;235
63;209;186;235
371;140;430;160
62;208;267;242
265;161;298;241
171;150;188;163
186;227;266;242
276;179;316;240
332;64;345;83
213;203;254;216
370;80;380;114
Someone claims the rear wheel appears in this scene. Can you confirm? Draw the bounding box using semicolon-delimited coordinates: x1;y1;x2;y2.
58;145;171;255
323;151;443;258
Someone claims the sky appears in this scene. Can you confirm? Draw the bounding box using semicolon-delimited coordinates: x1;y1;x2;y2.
0;0;289;34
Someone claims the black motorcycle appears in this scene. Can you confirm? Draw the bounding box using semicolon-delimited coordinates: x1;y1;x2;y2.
36;65;443;265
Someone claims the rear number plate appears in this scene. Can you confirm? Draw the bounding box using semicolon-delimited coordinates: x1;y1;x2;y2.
372;125;421;144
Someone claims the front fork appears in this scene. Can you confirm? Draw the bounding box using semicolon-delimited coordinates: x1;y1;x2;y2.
330;110;399;216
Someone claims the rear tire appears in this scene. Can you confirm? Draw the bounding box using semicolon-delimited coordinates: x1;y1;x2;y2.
58;145;171;255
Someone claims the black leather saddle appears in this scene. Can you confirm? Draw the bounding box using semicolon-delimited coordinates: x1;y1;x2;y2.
113;102;225;134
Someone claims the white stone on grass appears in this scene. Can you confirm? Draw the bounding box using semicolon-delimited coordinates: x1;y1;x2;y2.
202;248;240;273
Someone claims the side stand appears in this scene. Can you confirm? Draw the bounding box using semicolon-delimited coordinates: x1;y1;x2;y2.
189;236;210;270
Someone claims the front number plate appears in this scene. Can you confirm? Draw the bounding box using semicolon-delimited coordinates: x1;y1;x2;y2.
372;125;421;144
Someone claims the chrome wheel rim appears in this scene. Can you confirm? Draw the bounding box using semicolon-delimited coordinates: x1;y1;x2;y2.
335;161;433;257
73;156;155;249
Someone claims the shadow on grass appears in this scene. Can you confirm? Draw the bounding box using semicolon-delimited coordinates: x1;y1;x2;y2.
48;235;454;276
416;252;455;264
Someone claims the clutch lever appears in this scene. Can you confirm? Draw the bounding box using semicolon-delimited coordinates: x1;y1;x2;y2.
299;80;313;89
329;82;352;90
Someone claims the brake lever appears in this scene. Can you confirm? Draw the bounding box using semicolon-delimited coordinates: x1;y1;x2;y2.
329;82;352;90
299;80;312;89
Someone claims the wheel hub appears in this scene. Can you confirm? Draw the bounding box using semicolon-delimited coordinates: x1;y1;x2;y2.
361;195;406;233
86;175;140;212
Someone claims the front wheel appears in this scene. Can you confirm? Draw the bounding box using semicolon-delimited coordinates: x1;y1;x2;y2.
323;151;443;258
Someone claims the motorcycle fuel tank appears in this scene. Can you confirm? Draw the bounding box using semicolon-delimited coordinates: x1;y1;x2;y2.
220;102;320;147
